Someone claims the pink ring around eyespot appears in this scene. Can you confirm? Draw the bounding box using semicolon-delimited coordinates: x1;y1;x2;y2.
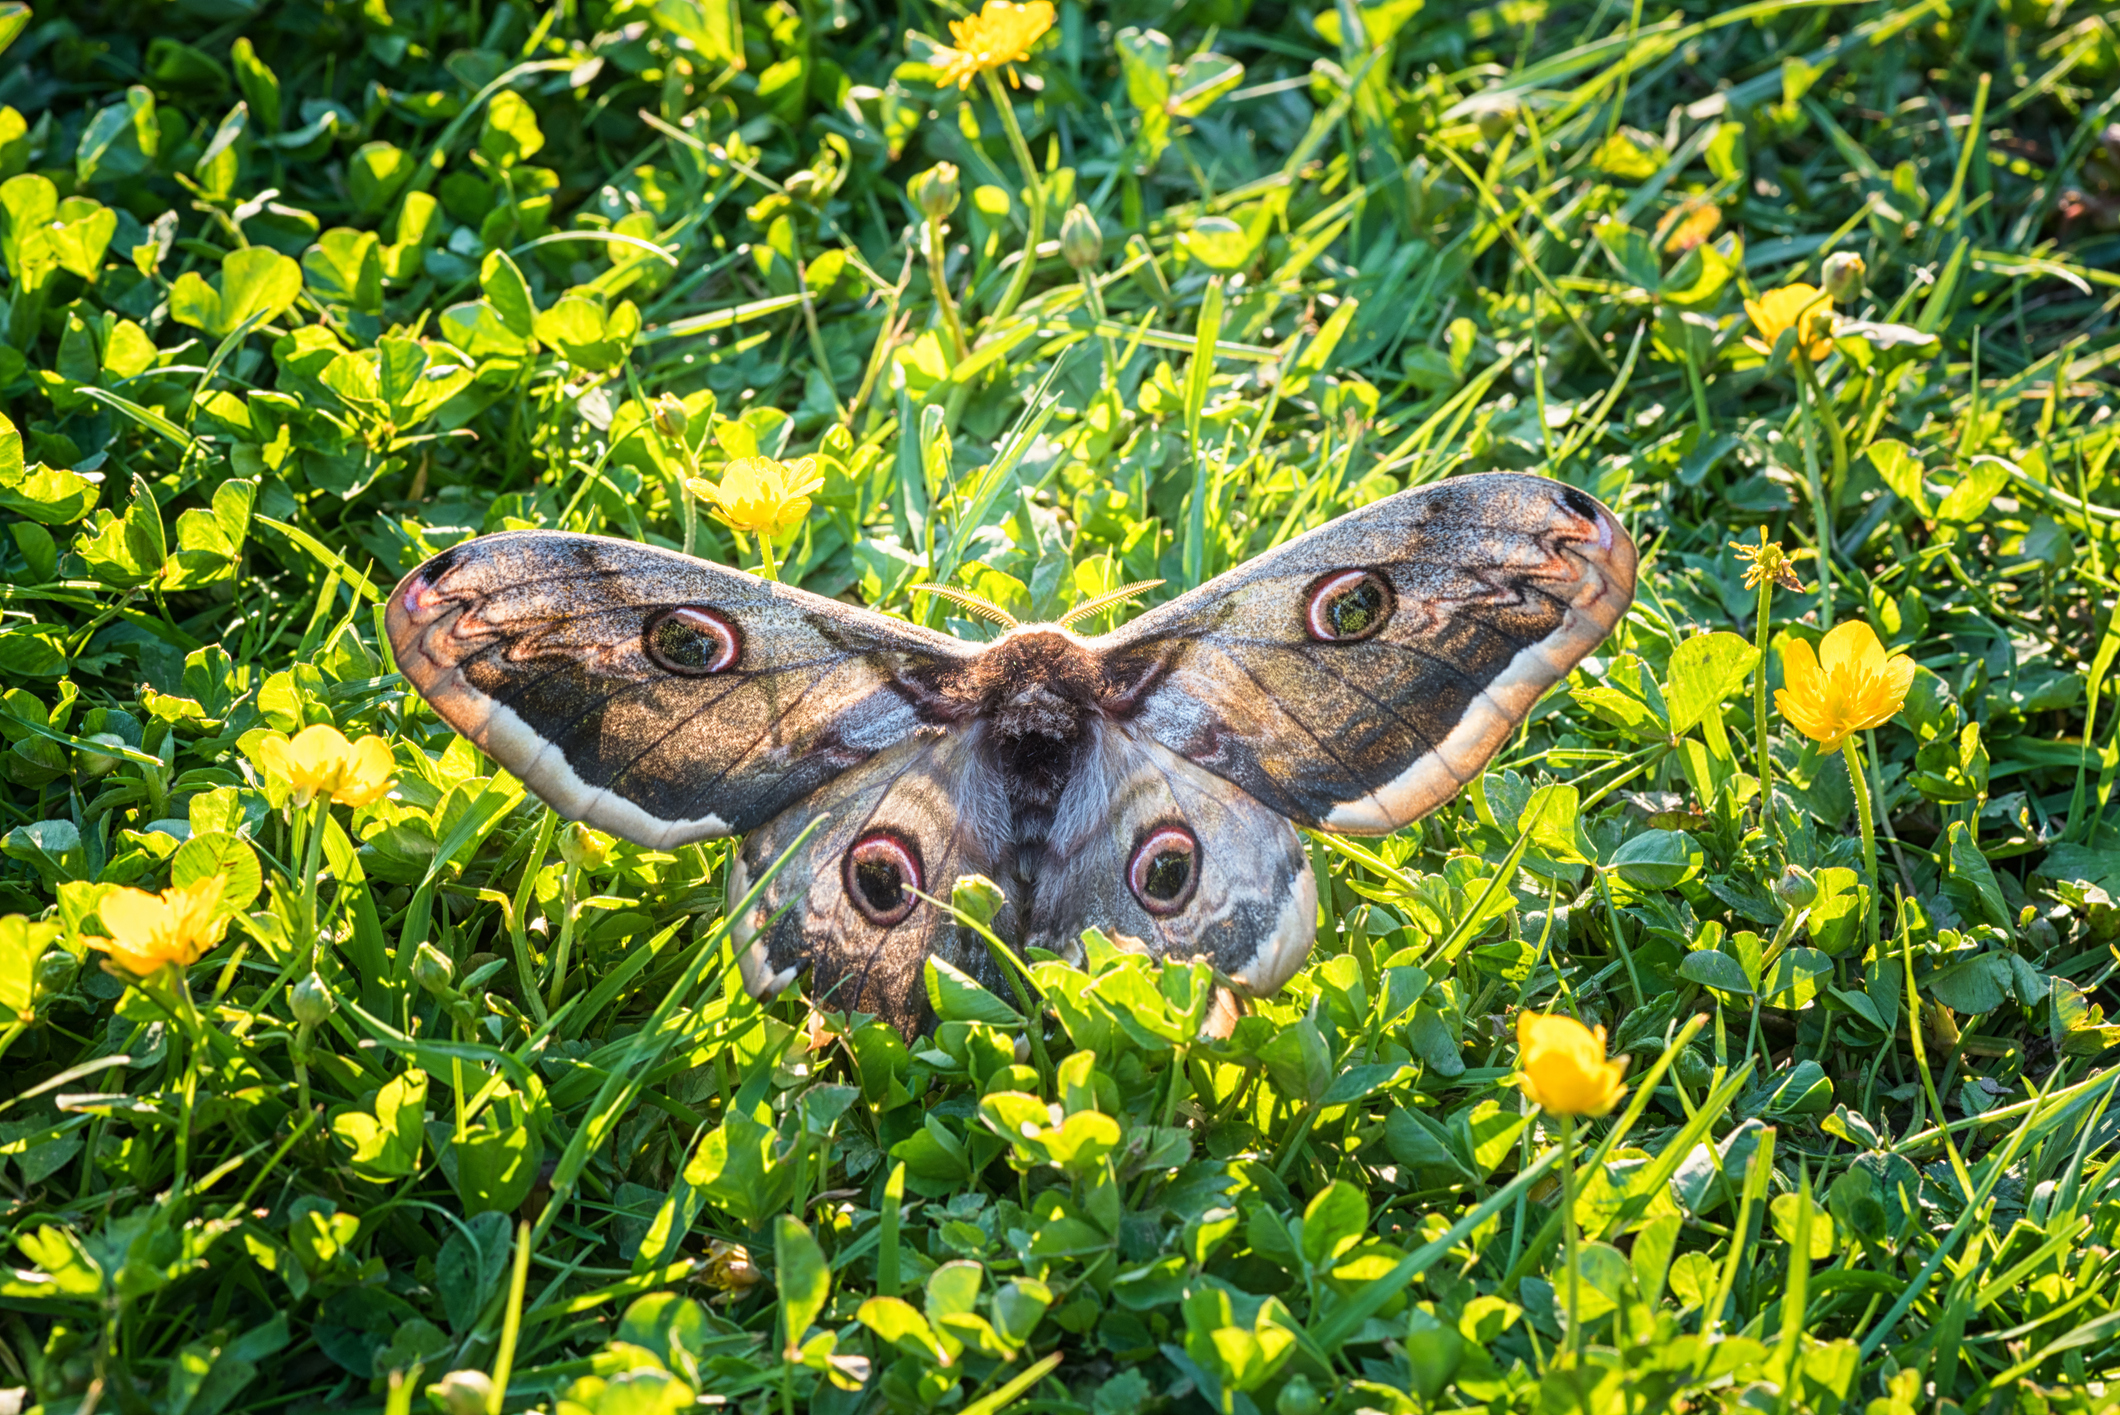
644;605;743;676
845;831;923;927
1305;568;1394;643
1128;824;1199;915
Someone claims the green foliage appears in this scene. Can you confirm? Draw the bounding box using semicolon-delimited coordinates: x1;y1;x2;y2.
1;0;2119;1412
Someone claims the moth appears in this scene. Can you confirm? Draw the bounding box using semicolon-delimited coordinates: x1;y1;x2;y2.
386;472;1636;1034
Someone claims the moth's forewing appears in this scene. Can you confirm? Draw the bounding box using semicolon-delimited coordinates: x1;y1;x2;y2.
1095;472;1637;835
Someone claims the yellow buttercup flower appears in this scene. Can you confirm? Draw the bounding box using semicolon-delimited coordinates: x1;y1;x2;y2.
1774;620;1915;752
931;0;1055;89
690;456;825;539
1516;1011;1629;1118
90;876;228;978
253;724;398;807
1744;282;1836;361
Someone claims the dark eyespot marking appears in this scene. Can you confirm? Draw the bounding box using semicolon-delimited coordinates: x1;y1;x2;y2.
643;606;742;675
1128;824;1199;915
1560;486;1602;523
1304;569;1395;643
845;831;923;927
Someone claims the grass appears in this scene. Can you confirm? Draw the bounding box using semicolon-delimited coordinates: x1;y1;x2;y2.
2;0;2119;1410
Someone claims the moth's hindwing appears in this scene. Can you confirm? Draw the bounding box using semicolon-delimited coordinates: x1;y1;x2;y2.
1028;726;1315;998
729;732;1016;1034
1096;472;1637;834
385;531;974;849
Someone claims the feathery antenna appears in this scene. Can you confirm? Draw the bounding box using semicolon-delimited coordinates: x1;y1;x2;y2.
1057;580;1166;628
908;583;1020;629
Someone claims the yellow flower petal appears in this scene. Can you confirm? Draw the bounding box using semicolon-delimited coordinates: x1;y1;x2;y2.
1816;620;1875;677
334;735;398;807
1774;621;1913;751
93;876;228;977
1881;652;1918;703
1745;282;1835;361
1516;1010;1629;1118
1778;635;1821;691
100;886;171;950
703;456;823;539
258;723;359;805
932;0;1054;88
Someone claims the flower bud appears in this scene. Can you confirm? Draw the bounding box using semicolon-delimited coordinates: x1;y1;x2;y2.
1276;1375;1324;1415
1475;99;1519;144
951;873;1008;928
413;942;454;997
650;393;689;443
291;971;336;1028
459;952;504;995
909;162;960;223
77;732;127;779
1061;203;1103;270
36;948;76;996
1821;251;1866;304
1774;864;1818;909
428;1370;494;1415
557;822;610;871
1675;1045;1712;1092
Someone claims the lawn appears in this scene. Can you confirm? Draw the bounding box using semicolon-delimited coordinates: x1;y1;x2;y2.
2;0;2119;1411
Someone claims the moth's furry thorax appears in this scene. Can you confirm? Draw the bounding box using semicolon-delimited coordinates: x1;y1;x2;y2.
900;625;1176;733
897;627;1175;859
905;627;1097;736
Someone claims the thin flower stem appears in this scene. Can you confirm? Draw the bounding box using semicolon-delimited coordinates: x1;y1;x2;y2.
623;361;697;557
1561;1113;1582;1363
982;69;1046;327
1754;574;1778;848
1797;350;1850;500
756;530;780;583
547;859;580;1012
1867;726;1916;885
1839;738;1880;961
174;991;198;1184
1080;268;1120;385
294;1022;314;1118
1889;793;1978;1200
1794;368;1835;627
1593;866;1646;1009
1682;344;1712;435
488;1219;533;1414
792;245;847;423
299;797;329;974
926;217;970;361
510;809;556;1023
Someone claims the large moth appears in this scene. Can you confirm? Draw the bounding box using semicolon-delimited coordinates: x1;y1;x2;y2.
386;472;1636;1033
